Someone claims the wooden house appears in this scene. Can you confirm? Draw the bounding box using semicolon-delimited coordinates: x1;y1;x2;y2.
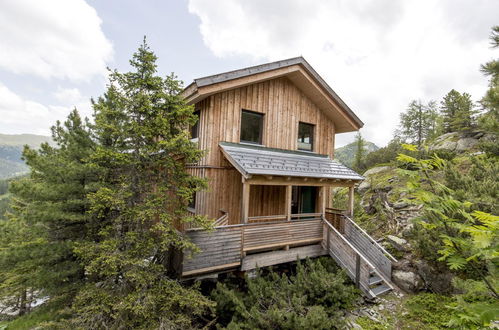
181;57;396;298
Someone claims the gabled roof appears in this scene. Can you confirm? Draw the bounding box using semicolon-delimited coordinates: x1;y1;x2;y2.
183;57;363;133
219;142;364;181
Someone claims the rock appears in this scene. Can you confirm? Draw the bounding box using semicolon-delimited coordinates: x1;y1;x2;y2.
387;235;409;252
456;137;479;152
363;165;392;177
393;258;412;272
357;180;371;194
401;223;414;238
414;260;455;294
429;132;458;151
393;201;409;209
392;270;424;293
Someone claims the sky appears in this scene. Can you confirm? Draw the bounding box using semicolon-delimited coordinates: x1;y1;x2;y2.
0;0;497;147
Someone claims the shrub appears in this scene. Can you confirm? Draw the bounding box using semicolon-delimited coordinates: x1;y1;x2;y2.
212;258;359;329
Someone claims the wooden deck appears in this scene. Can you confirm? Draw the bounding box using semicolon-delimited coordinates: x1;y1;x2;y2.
181;213;396;298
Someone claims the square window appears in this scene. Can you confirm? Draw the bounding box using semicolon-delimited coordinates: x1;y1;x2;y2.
240;110;263;144
298;122;314;151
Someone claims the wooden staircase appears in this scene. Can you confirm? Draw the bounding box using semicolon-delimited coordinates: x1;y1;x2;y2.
321;213;396;298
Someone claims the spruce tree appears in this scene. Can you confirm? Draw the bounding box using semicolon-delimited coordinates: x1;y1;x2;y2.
478;26;499;155
441;90;476;132
353;133;365;171
68;40;213;328
0;110;96;314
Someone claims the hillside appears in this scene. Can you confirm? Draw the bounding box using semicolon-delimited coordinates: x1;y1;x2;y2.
335;140;379;167
0;134;52;179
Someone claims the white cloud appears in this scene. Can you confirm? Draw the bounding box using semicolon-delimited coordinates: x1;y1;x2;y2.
0;83;91;135
188;0;498;146
53;87;83;104
0;0;113;81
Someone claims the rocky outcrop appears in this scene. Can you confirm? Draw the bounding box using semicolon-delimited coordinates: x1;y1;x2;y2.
429;130;492;153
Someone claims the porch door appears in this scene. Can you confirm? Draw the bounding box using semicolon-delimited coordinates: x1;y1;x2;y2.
291;186;317;214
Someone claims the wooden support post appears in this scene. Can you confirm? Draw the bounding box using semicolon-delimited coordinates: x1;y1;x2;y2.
241;181;250;224
355;253;361;288
318;186;326;215
348;185;355;218
285;185;292;221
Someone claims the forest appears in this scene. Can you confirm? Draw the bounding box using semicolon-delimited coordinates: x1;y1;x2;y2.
0;27;497;329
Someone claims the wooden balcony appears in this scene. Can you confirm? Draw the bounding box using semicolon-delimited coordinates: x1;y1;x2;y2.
180;211;397;298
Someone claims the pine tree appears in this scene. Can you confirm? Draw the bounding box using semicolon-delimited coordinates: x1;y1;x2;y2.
441;90;476;132
353;133;365;171
0;110;96;314
478;26;499;155
398;100;440;148
68;40;213;328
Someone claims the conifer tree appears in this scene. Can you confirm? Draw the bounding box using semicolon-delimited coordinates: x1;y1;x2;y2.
68;40;213;328
353;133;365;171
440;90;476;132
398;100;440;148
0;110;96;314
478;26;499;155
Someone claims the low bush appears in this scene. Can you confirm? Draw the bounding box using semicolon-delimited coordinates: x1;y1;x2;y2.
211;258;359;329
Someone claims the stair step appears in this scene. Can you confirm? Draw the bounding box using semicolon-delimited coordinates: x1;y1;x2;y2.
370;284;392;297
369;275;383;286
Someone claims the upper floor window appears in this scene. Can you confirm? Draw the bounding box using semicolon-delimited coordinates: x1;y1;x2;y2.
298;122;314;151
240;109;263;145
190;110;200;140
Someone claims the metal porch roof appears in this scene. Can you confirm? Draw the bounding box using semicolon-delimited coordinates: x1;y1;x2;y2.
219;142;364;181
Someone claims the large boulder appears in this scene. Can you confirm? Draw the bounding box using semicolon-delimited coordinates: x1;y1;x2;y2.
363;166;392;177
456;137;479;152
392;270;424;293
429;132;458;151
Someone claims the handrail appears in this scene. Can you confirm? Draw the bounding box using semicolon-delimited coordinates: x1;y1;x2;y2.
321;216;376;270
186;215;321;231
321;216;395;293
342;215;398;262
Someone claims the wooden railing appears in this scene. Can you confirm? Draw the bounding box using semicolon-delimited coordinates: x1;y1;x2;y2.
183;216;323;276
248;215;287;223
243;217;322;252
247;213;322;224
321;217;373;294
213;211;229;227
342;215;396;280
325;208;345;233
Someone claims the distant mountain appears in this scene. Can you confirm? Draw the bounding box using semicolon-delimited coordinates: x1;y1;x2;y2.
335;140;379;167
0;134;53;179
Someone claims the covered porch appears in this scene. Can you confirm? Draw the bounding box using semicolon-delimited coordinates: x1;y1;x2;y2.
219;141;362;225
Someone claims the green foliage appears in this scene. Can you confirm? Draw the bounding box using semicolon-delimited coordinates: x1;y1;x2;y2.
353;133;366;171
65;39;214;328
397;100;441;148
396;146;498;314
444;155;498;214
212;258;359;329
0;110;96;315
0;40;214;328
440;89;477;133
335;140;378;168
403;293;454;329
478;26;499;156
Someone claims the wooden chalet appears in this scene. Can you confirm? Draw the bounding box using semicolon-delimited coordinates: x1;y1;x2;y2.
181;57;396;298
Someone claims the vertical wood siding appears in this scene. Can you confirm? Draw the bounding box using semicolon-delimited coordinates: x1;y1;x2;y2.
190;77;336;224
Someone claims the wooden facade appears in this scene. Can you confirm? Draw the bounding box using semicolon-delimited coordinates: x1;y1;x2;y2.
180;57;395;297
189;77;339;224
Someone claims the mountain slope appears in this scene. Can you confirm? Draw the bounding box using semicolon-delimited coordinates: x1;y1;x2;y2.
335;141;379;167
0;134;53;179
